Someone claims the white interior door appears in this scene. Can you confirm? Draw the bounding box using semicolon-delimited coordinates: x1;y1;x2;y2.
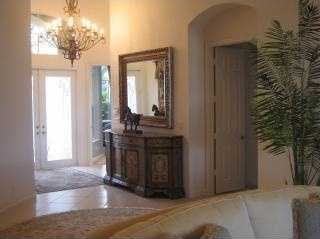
33;70;77;169
215;46;246;194
32;70;41;170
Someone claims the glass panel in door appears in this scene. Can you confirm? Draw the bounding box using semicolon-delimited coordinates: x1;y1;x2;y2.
45;75;73;162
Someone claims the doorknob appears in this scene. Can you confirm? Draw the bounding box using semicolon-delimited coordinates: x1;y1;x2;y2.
41;125;46;134
241;135;245;140
35;125;40;135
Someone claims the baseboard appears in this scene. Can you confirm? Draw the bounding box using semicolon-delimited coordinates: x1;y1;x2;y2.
0;193;36;214
187;188;211;199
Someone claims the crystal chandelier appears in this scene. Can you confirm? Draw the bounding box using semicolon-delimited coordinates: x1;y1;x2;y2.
46;0;105;66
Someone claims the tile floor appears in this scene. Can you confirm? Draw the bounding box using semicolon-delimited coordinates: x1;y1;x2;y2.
0;184;187;231
70;165;106;178
0;164;256;231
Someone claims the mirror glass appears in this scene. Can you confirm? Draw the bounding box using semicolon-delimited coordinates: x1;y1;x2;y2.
126;60;165;117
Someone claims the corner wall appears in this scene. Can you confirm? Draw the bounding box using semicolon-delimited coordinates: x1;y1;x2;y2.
0;0;34;210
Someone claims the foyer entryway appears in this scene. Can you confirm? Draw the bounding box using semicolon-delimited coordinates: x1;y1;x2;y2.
32;70;107;194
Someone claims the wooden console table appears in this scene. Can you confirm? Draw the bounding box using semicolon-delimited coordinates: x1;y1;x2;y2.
104;130;184;199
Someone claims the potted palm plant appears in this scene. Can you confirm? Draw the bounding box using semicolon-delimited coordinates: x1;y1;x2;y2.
253;0;320;185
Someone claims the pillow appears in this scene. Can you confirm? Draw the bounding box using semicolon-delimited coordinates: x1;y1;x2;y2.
199;224;231;239
149;224;231;239
243;187;312;239
182;224;230;239
292;193;320;239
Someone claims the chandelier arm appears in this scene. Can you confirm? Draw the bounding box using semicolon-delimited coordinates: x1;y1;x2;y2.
76;27;86;48
83;38;94;51
60;29;71;48
79;34;92;51
82;38;104;51
81;38;94;51
80;32;103;51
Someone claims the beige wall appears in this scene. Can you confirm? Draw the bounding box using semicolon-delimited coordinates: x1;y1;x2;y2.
0;0;34;210
31;0;109;165
109;0;299;197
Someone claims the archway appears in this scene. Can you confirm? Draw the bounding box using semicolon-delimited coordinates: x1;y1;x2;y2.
187;2;258;196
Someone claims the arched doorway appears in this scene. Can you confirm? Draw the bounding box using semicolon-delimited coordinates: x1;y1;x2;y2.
188;2;258;195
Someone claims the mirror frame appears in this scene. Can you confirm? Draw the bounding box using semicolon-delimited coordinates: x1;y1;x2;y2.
119;47;173;128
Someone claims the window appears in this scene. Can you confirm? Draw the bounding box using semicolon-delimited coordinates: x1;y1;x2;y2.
127;76;138;113
31;15;58;55
101;66;112;124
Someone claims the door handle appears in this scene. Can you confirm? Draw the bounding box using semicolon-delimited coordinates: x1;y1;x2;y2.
240;135;245;140
35;125;40;135
41;125;46;134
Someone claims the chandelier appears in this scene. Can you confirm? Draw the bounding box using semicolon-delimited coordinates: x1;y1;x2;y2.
46;0;105;66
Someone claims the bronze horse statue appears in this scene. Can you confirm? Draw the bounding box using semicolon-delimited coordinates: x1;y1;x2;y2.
124;107;142;133
152;104;164;117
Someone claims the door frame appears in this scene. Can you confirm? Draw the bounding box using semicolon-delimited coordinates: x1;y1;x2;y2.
204;38;254;195
32;68;78;169
87;64;112;164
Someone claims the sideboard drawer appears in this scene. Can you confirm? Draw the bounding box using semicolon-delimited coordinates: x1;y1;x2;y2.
147;138;172;148
113;134;144;147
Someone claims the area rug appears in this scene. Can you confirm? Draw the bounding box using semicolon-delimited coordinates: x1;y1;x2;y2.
0;207;155;239
35;168;104;194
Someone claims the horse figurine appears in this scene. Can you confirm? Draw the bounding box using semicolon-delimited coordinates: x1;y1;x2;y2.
152;104;165;117
124;107;142;134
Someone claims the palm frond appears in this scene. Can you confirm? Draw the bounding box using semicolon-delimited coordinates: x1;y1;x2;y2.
251;0;320;185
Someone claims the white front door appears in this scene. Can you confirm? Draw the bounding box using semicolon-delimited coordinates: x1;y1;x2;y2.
214;46;246;194
32;70;77;169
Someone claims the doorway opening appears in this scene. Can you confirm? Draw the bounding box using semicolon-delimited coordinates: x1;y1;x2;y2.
206;43;258;194
32;69;106;194
90;65;111;165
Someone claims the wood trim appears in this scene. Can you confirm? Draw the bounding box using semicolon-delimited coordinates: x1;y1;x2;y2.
119;47;174;128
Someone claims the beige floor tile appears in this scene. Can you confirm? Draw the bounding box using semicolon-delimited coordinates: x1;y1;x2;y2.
36;190;65;203
51;196;87;204
71;165;105;178
0;164;188;231
36;203;82;216
0;199;36;231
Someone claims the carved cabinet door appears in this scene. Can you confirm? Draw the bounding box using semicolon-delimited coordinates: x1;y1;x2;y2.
125;150;139;184
112;147;123;179
148;150;171;188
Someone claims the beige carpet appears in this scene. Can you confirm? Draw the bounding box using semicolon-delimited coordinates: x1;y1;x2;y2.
35;168;104;194
0;207;155;239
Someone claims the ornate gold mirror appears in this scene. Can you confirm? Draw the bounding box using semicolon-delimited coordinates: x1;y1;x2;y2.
119;47;173;128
